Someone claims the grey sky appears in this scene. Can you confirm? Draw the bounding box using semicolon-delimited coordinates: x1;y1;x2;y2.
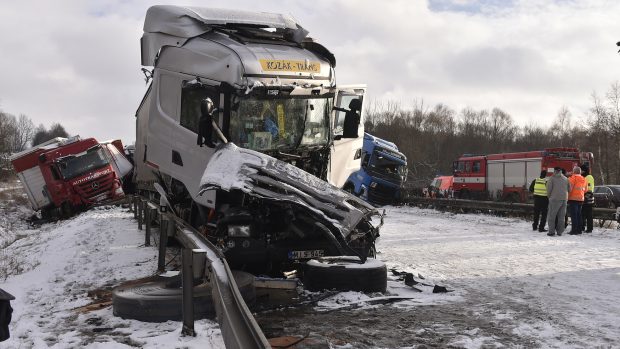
0;0;619;145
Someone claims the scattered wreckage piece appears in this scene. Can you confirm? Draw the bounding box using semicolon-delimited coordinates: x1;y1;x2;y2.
112;271;256;322
390;269;453;293
303;256;387;293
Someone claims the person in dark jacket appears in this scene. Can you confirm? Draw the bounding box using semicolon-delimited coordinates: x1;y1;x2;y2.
529;170;549;232
581;166;594;233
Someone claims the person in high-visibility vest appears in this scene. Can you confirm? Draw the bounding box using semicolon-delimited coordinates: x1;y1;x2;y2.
529;170;548;232
581;165;595;233
568;166;587;235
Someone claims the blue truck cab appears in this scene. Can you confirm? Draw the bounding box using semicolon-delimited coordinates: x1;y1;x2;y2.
344;133;408;205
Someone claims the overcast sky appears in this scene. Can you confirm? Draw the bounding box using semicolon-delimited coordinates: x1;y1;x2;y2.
0;0;619;145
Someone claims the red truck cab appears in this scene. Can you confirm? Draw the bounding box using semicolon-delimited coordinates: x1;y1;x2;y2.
10;136;125;218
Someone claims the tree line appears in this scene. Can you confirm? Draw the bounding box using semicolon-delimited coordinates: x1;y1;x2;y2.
364;82;620;186
0;109;68;179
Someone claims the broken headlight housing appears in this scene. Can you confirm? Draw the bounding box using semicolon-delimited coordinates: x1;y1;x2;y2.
227;224;251;238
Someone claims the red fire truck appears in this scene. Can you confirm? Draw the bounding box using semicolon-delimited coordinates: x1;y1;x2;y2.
452;148;593;202
9;136;128;219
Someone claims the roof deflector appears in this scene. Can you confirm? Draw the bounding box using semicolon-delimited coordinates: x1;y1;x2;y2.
141;5;309;66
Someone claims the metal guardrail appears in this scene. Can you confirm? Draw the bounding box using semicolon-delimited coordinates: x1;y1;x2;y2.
405;196;618;221
133;195;270;349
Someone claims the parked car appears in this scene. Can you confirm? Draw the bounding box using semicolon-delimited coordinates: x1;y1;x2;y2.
593;185;620;208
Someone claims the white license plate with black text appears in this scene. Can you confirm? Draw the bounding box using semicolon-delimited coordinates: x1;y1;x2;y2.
288;250;324;260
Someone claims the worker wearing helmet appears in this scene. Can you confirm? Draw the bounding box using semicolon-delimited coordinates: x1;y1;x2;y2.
529;170;548;232
581;165;595;233
567;166;587;235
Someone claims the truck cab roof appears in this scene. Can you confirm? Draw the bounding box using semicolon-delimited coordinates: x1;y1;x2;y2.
142;5;335;88
363;133;406;163
364;133;398;150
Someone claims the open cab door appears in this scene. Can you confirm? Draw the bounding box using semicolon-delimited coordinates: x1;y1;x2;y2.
329;85;366;188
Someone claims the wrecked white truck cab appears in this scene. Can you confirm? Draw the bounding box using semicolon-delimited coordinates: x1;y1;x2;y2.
135;6;381;280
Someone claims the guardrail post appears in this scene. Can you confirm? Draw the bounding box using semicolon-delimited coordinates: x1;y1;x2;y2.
158;214;171;272
137;199;143;230
132;195;138;218
182;248;196;337
145;206;152;247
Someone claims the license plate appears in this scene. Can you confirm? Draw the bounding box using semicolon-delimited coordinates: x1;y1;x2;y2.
94;193;109;202
288;249;324;260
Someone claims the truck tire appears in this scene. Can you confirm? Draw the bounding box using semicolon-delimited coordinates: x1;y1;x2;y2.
41;207;54;221
60;202;73;219
458;190;471;200
112;271;255;322
303;256;387;293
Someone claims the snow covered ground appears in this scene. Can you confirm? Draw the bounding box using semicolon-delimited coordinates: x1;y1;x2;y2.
1;207;225;349
1;201;619;348
377;206;620;348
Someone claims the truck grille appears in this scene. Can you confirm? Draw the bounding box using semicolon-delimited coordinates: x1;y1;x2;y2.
368;183;398;206
74;173;116;202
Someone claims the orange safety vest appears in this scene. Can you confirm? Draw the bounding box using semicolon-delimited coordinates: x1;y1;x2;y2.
568;175;587;201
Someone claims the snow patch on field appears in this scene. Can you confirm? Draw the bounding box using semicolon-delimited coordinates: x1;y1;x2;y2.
2;207;225;348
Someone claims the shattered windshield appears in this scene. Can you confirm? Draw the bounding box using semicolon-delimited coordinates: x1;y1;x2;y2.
369;151;407;181
57;147;109;180
229;95;331;152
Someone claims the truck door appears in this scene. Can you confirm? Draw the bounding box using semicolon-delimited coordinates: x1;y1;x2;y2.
146;72;219;207
329;86;366;188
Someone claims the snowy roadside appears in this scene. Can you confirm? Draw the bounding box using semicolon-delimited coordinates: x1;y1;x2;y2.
256;206;620;349
2;199;619;348
378;206;620;348
1;207;225;348
1;180;35;277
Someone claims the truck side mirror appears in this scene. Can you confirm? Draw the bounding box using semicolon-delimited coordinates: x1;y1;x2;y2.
342;98;361;139
197;98;216;148
361;153;369;168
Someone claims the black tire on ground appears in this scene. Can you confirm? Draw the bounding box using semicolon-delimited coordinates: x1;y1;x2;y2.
60;202;73;219
303;256;387;293
112;271;255;322
41;207;54;220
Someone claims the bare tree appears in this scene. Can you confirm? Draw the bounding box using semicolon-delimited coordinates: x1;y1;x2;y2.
11;114;35;152
550;106;572;145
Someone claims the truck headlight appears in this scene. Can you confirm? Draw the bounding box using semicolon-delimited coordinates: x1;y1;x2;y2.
227;225;251;238
370;182;377;188
360;185;368;199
